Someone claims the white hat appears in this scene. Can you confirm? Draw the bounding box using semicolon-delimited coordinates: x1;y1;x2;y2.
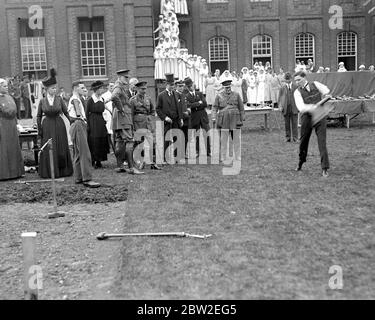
359;64;366;69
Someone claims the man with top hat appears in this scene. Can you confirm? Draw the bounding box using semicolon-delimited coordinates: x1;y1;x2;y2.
183;77;211;157
68;80;100;188
278;72;299;143
175;79;191;158
293;71;332;178
156;73;183;162
129;81;162;171
109;69;144;174
212;79;245;164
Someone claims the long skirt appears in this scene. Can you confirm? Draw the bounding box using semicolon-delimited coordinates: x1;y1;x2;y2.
87;113;109;162
39;115;73;179
247;87;257;105
0;117;25;180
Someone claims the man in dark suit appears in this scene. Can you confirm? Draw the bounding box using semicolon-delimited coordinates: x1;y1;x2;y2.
183;77;211;157
156;73;183;163
175;80;191;159
278;72;299;143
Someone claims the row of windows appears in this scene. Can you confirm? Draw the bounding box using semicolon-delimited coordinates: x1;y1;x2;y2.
208;32;358;71
17;14;359;78
19;17;107;78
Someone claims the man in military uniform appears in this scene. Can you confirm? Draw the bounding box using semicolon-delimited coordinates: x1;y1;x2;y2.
130;81;162;171
212;79;245;164
110;69;144;174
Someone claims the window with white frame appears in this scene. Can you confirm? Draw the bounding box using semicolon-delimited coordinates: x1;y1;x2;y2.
209;36;230;73
337;31;357;71
295;33;315;64
20;37;47;72
19;19;47;76
79;17;107;78
252;34;272;66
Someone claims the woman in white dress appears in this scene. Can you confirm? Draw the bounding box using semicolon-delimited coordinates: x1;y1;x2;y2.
154;47;164;80
205;72;216;107
247;70;257;106
295;60;302;73
270;70;281;108
186;54;194;80
153;15;164;41
264;68;273;105
231;71;243;102
256;68;266;106
213;69;222;96
265;61;271;72
164;48;172;74
170;48;179;75
194;56;203;91
200;59;209;94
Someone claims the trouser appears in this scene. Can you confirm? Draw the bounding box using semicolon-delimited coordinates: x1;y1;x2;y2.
23;98;32;119
164;119;181;162
114;129;134;169
69;121;93;183
14;98;21;119
299;113;330;170
220;129;241;161
181;125;189;156
284;113;298;140
134;129;156;164
192;122;211;156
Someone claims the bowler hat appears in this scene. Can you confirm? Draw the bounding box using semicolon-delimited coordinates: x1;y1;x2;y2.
165;73;175;84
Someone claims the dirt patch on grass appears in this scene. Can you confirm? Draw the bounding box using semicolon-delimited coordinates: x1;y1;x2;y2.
0;184;128;205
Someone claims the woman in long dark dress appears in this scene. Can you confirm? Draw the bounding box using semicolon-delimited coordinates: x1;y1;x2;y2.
37;69;73;179
85;81;109;168
0;78;25;181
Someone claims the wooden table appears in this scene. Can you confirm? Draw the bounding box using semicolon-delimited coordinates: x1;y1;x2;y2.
244;106;273;130
18;132;39;166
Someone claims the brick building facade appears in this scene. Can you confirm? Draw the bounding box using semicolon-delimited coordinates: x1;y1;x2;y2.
0;0;155;97
0;0;374;100
153;0;375;74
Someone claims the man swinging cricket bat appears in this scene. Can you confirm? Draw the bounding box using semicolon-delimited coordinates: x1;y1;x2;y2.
293;71;333;178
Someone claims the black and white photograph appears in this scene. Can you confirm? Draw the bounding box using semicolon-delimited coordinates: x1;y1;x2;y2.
0;0;374;305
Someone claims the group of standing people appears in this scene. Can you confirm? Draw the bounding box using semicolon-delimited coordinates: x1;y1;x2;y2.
35;69;107;187
7;75;35;120
154;0;209;93
204;66;286;109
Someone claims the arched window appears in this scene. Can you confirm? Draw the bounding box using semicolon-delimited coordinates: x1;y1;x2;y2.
208;36;230;74
337;32;357;71
252;34;272;67
295;33;315;65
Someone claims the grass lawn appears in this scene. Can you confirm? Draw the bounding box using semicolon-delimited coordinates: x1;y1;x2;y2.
112;112;375;300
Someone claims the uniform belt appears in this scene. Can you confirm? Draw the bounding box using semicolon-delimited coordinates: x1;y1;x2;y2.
134;112;148;115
